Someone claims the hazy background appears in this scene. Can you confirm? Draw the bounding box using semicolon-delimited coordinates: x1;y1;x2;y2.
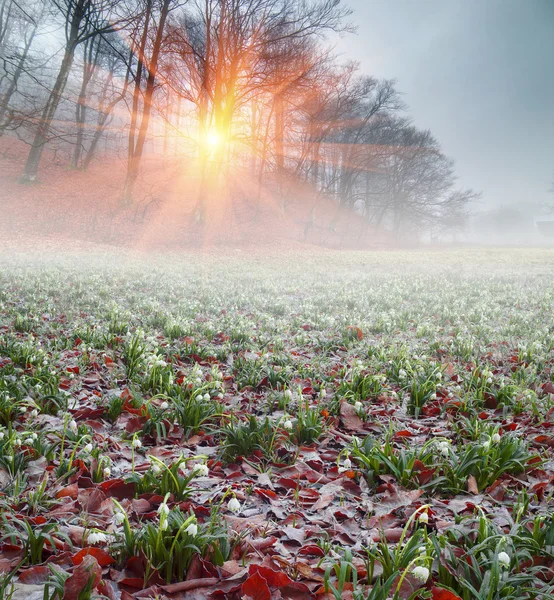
337;0;554;212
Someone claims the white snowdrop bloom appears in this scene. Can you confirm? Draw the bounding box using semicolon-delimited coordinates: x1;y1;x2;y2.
283;419;293;430
418;511;429;524
159;519;169;531
0;432;4;440
412;566;429;582
399;369;407;378
160;401;169;410
158;502;170;517
203;393;210;401
492;433;501;444
486;377;492;384
343;457;352;470
438;441;450;457
186;522;198;536
227;497;241;513
83;443;93;454
151;463;161;474
24;437;34;445
30;409;38;418
284;389;293;400
483;440;491;451
498;551;510;568
430;393;437;401
69;420;78;434
132;438;142;449
88;531;108;545
192;463;209;477
320;388;327;398
217;393;224;399
354;401;363;411
19;407;27;414
14;438;21;447
103;467;111;478
114;511;126;525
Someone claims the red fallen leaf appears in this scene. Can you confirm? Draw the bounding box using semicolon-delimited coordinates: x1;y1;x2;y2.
534;435;554;447
18;565;51;584
64;555;102;600
66;365;80;374
242;570;271;600
161;577;219;594
248;536;278;551
121;388;133;401
27;515;47;525
249;564;295;588
117;577;144;589
431;587;463;599
72;548;115;567
59;378;72;390
299;544;325;556
346;326;363;340
542;382;554;395
394;430;414;439
97;580;118;600
123;399;149;418
467;475;479;494
255;488;278;502
56;483;79;499
339;400;363;431
104;355;114;366
100;479;136;499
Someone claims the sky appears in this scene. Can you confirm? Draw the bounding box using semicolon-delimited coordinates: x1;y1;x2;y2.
335;0;554;213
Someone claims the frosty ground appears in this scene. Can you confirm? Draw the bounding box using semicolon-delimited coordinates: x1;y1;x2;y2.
1;248;554;600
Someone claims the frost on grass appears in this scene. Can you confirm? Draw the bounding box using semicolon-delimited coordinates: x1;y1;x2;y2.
0;249;554;599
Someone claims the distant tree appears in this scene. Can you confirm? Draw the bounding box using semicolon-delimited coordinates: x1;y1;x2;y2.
20;0;131;183
0;0;45;135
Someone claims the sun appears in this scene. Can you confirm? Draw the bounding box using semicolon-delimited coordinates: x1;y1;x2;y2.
206;129;222;149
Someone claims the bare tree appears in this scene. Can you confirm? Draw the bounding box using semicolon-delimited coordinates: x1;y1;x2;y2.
20;0;130;182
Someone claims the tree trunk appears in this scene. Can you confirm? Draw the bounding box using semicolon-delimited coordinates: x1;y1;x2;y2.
20;47;74;182
0;18;37;133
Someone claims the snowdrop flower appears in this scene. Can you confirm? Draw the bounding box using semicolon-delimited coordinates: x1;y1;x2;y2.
14;438;21;447
399;369;407;379
498;551;510;568
343;457;352;470
192;463;209;477
227;497;241;513
354;401;363;411
151;462;161;474
186;522;198;536
103;467;111;478
320;388;327;398
158;502;170;517
492;432;501;444
88;531;108;545
114;511;126;524
0;432;4;441
30;409;38;418
283;418;293;430
203;393;210;401
83;443;93;454
132;438;142;449
418;511;429;524
19;407;27;414
160;401;169;410
69;420;78;434
482;440;491;451
412;566;429;582
160;519;169;531
284;389;293;400
438;441;450;457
